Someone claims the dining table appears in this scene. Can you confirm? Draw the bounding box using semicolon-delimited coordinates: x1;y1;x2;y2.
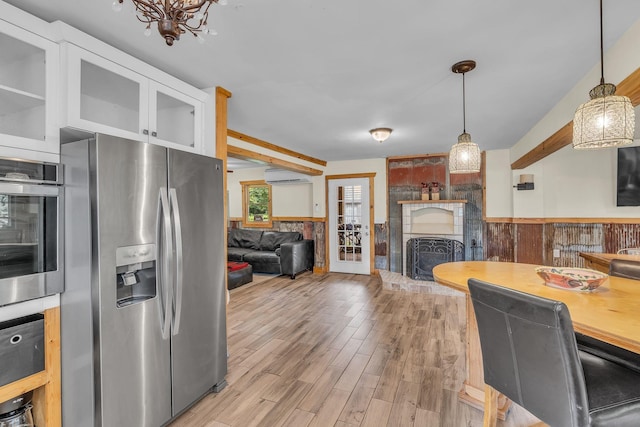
432;261;640;421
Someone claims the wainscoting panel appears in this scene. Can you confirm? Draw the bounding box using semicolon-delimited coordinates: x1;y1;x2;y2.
602;223;640;253
515;223;544;264
484;222;515;262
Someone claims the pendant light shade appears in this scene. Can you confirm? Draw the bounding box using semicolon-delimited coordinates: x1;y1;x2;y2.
449;132;481;174
573;83;635;149
572;0;635;149
449;60;481;174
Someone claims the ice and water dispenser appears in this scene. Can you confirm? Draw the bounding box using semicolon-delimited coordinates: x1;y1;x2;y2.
115;244;157;308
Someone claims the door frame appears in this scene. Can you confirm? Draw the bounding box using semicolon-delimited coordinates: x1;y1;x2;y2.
325;173;376;275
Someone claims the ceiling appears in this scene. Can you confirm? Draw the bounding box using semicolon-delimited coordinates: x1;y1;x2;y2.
8;0;640;163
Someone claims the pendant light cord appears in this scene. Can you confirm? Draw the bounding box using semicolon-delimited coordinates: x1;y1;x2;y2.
462;72;467;133
599;0;605;85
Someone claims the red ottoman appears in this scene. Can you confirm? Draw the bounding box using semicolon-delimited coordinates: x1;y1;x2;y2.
227;262;253;290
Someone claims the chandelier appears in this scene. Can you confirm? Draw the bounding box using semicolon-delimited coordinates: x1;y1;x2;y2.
449;60;481;174
115;0;226;46
572;0;634;149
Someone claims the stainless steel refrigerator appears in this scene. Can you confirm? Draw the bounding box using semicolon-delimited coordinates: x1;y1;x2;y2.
61;134;227;426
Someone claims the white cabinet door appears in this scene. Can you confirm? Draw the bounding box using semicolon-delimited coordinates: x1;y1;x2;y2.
62;44;205;154
148;81;203;153
63;44;149;143
0;20;59;156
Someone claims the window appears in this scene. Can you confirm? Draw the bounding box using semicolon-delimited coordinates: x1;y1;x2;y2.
241;180;272;228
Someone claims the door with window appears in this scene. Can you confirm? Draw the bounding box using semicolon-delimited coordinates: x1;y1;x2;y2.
328;178;371;274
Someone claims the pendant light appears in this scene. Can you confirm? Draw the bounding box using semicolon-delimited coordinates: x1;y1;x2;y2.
572;0;635;149
449;60;481;174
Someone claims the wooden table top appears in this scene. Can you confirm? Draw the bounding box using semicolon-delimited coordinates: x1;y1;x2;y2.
579;252;640;263
433;261;640;354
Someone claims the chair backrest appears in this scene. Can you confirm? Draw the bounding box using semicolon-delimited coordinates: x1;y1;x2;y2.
609;258;640;280
468;279;590;427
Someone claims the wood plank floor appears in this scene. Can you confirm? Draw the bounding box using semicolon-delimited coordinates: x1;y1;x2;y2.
170;273;537;427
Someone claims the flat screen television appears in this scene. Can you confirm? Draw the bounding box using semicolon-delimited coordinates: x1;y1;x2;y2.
617;146;640;206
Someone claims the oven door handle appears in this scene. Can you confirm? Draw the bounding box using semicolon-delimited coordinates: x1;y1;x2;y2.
0;183;60;196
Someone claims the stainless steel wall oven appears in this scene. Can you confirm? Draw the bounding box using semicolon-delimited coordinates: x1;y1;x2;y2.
0;158;63;306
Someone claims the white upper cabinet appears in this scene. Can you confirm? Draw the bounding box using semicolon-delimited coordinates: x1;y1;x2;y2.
0;20;59;155
61;43;205;154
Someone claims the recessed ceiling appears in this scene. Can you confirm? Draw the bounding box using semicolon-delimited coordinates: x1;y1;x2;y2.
7;0;640;162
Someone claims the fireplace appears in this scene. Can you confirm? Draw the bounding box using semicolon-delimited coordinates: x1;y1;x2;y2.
406;237;464;280
399;200;466;276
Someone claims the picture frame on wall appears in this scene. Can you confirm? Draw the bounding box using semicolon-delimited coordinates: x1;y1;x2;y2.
617;146;640;206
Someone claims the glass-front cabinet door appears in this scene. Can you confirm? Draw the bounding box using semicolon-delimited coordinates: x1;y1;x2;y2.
149;81;202;153
0;20;59;155
63;44;148;142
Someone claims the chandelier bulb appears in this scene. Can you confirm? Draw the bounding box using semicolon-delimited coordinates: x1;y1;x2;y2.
208;28;218;36
196;12;204;20
112;1;123;12
144;27;152;37
219;0;228;5
196;34;206;44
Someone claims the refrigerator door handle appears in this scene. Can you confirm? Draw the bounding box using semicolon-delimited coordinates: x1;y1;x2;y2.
157;187;173;340
169;188;184;335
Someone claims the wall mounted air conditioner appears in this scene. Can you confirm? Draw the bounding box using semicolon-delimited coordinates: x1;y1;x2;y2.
264;168;313;185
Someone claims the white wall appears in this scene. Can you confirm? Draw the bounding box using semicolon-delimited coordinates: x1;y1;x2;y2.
226;157;388;223
511;19;640;162
492;19;640;219
313;158;387;223
485;149;513;217
227;166;314;218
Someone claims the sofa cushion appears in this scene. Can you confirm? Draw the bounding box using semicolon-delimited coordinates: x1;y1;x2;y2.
228;228;263;250
259;231;302;252
227;247;255;262
243;251;281;265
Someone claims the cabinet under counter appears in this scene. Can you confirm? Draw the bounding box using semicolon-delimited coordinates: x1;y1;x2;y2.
0;306;60;427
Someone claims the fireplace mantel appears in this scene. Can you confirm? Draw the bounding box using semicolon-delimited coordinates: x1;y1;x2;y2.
397;199;467;205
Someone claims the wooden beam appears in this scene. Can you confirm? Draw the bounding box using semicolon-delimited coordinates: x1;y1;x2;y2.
228;129;327;167
510;122;573;170
216;87;232;297
484;216;640;224
387;152;449;161
228;145;324;176
511;66;640;170
325;172;376;179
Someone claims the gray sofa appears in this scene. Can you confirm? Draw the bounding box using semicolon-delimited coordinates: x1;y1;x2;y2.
227;229;314;279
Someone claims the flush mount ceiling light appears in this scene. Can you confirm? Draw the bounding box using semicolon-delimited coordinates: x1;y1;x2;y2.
573;0;635;149
449;60;481;174
113;0;226;46
369;127;393;143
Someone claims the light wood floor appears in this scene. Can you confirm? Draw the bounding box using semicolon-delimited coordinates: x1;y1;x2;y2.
170;272;536;427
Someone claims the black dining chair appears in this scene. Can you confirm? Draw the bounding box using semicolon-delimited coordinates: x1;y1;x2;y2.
468;278;640;427
575;258;640;373
609;258;640;280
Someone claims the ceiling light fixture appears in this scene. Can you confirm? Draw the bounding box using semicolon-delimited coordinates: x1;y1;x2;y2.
113;0;226;46
449;60;481;174
573;0;634;149
369;128;393;143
